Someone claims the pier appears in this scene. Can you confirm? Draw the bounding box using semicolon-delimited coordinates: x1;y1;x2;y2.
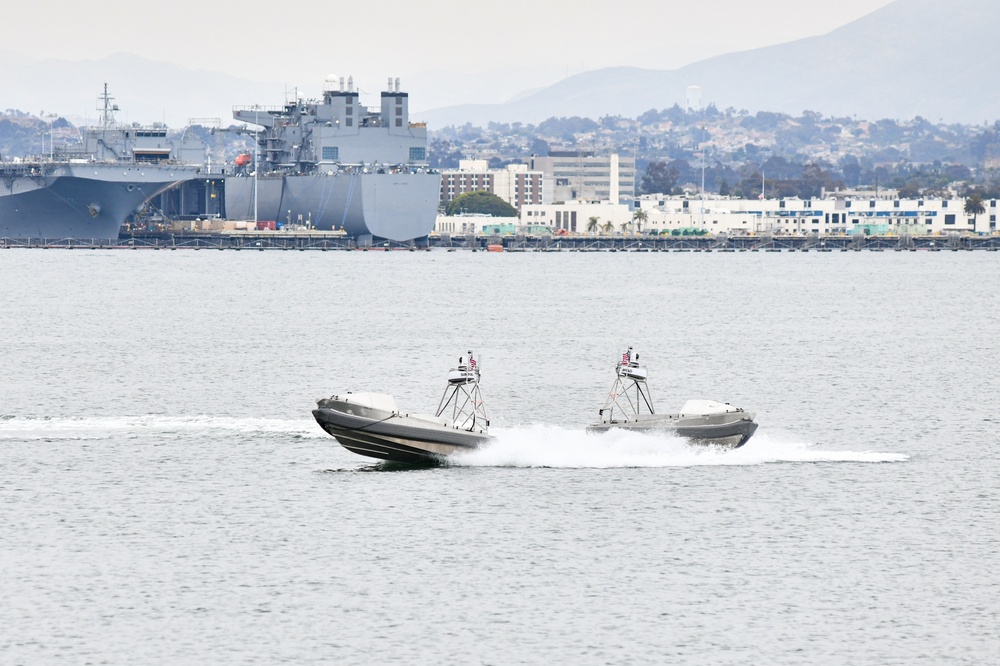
3;231;1000;251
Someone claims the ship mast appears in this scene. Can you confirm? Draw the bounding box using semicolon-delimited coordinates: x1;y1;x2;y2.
98;83;118;132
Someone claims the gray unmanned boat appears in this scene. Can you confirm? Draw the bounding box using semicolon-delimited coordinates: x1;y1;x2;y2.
588;347;758;448
313;352;492;463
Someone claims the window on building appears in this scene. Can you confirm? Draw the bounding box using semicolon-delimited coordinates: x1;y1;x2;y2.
870;200;876;208
845;201;852;208
942;201;949;208
321;146;339;161
395;118;402;127
945;214;956;225
346;118;353;127
409;147;426;161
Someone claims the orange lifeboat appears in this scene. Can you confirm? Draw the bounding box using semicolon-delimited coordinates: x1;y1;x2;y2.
235;153;252;167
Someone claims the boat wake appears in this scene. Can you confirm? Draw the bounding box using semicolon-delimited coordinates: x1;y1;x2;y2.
0;416;909;468
0;414;326;442
447;423;909;468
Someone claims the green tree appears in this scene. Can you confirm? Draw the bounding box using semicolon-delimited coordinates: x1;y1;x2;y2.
964;193;985;229
640;161;679;194
587;216;600;233
445;191;517;217
632;208;648;233
601;221;614;234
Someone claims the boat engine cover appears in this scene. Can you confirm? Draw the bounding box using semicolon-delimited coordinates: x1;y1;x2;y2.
680;399;745;416
334;392;398;413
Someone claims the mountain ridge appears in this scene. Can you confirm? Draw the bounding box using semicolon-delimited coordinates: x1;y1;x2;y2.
420;0;1000;127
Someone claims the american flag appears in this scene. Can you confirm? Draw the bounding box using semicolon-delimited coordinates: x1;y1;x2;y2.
622;351;629;364
470;357;477;369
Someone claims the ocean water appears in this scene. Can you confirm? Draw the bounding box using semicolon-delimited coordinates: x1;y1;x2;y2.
1;249;998;664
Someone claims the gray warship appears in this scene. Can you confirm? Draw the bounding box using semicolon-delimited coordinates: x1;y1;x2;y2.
0;85;202;240
228;75;440;242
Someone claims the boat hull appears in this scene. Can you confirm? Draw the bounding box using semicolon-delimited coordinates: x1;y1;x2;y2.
588;413;758;448
0;163;199;240
313;401;492;464
224;171;440;241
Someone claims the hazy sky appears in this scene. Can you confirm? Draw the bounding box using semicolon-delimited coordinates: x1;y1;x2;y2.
8;0;895;92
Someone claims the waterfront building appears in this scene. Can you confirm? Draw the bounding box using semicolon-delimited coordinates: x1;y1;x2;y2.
520;200;632;233
635;195;999;236
439;160;543;209
434;213;518;235
528;152;635;204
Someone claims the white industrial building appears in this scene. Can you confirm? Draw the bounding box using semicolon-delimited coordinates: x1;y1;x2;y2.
635;196;999;236
520;200;632;233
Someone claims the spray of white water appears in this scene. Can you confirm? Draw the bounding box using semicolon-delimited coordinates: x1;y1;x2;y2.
0;415;326;441
0;417;908;467
448;424;909;468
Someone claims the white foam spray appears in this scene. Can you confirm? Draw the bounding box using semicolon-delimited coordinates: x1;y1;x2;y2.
0;415;325;442
448;424;909;468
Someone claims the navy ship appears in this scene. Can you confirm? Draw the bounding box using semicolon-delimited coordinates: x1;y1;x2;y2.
0;85;202;240
228;75;440;242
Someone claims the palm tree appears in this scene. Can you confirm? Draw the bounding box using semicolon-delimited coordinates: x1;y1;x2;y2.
964;193;986;231
587;216;600;233
632;208;648;234
601;221;614;235
620;221;631;234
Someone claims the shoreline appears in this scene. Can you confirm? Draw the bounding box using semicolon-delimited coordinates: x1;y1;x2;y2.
3;232;1000;252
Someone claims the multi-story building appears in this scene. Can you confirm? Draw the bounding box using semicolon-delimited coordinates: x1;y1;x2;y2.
528;152;635;203
439;160;543;209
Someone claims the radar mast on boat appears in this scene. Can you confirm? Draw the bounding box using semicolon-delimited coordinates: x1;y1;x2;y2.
437;350;490;431
598;346;655;422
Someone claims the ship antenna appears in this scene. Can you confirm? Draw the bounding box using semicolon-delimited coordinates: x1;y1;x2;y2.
98;83;117;133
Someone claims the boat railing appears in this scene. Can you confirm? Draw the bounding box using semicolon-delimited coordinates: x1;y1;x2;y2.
232;105;285;114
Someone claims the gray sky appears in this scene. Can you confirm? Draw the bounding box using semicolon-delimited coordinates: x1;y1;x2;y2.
7;0;895;93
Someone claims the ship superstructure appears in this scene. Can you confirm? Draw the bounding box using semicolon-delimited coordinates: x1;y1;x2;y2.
227;75;440;242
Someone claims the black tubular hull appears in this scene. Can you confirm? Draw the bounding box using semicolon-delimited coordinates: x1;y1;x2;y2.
313;407;492;464
588;417;758;449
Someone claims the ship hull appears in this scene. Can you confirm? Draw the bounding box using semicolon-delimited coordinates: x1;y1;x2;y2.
588;413;758;448
224;171;440;241
0;163;199;240
313;403;492;464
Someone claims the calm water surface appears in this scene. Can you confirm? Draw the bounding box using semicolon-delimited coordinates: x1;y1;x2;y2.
1;249;998;664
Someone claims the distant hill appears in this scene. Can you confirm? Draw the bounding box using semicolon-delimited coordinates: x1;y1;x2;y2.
421;0;1000;127
0;51;280;128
